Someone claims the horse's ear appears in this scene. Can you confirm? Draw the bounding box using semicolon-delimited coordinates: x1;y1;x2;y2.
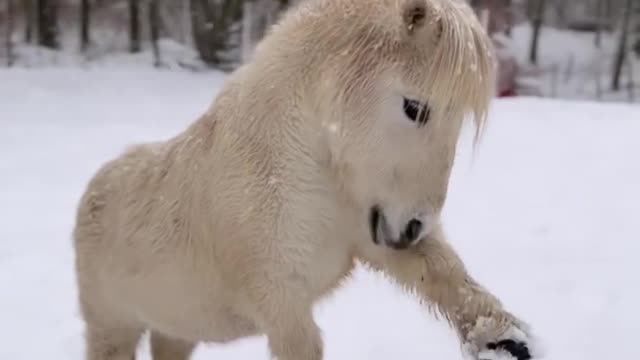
400;0;445;41
402;0;427;34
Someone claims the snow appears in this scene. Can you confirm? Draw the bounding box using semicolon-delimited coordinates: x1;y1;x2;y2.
1;68;640;360
6;38;211;71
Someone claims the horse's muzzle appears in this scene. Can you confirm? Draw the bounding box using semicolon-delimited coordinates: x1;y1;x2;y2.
369;205;423;250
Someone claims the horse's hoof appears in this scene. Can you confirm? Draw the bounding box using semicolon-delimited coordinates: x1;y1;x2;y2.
486;339;532;360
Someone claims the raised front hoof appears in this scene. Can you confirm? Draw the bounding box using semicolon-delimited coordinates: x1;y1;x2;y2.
468;320;542;360
480;339;532;360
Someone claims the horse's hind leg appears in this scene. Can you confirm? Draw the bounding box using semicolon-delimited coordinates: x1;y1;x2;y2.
84;324;144;360
150;331;195;360
76;251;144;360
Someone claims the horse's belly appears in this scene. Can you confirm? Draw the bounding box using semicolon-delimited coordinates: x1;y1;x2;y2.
139;300;260;343
107;265;260;343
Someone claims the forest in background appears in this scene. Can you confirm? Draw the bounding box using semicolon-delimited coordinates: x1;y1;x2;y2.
0;0;638;99
0;0;292;69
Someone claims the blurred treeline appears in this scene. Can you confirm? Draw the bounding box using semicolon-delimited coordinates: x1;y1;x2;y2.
0;0;637;72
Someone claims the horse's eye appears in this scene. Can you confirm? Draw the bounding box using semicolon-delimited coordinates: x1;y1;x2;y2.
403;97;430;126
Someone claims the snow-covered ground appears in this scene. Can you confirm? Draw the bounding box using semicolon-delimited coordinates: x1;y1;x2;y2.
1;68;639;360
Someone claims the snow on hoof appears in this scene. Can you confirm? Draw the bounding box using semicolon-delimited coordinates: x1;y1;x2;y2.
478;348;519;360
464;321;545;360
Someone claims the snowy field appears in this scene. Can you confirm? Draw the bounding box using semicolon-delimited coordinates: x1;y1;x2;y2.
1;68;640;360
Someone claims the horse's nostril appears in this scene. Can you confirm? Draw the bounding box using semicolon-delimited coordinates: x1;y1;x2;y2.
369;205;381;244
404;219;423;241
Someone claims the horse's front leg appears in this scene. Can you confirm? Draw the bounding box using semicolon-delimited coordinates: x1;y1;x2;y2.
357;224;540;360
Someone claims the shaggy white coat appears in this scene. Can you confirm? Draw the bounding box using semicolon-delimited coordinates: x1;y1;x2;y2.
72;0;538;359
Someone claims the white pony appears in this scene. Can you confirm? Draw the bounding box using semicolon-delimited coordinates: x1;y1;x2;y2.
72;0;539;359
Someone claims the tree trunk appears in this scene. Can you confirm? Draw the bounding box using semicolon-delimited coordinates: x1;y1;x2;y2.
80;0;91;51
24;0;34;43
190;0;218;64
528;0;547;64
605;0;612;21
595;0;604;47
190;0;244;67
504;0;513;36
37;0;59;49
149;0;161;67
611;0;633;91
6;0;15;66
241;0;253;62
182;0;192;45
129;0;141;53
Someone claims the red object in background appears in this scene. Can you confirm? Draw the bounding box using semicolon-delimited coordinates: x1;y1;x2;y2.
499;88;517;97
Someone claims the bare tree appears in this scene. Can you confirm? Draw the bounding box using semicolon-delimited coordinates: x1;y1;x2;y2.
80;0;91;51
595;0;605;47
504;0;513;36
149;0;162;67
241;0;254;62
129;0;141;53
611;0;633;91
24;0;34;43
6;0;15;66
37;0;59;49
528;0;547;64
190;0;244;67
